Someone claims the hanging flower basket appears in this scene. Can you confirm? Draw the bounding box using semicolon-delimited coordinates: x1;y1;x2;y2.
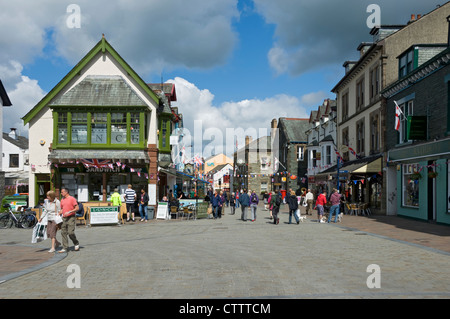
428;171;438;179
410;172;422;180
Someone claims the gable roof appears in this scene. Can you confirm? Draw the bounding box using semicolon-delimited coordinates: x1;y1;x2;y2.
49;75;147;106
3;133;28;149
22;36;160;124
278;118;309;143
0;80;12;106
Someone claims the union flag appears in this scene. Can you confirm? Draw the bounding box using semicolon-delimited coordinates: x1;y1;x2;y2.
80;159;111;168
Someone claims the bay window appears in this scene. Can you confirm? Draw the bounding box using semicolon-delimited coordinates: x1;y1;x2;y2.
54;109;147;148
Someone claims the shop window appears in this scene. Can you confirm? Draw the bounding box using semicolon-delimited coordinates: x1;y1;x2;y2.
71;113;87;144
111;113;127;144
402;163;420;207
130;113;140;144
91;113;107;144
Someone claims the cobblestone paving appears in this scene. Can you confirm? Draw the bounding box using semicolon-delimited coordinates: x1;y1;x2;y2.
1;205;449;299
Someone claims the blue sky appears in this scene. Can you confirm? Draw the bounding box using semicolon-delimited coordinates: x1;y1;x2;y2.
0;0;445;156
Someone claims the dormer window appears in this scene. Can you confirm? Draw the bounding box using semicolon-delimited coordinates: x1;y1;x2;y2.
399;49;414;78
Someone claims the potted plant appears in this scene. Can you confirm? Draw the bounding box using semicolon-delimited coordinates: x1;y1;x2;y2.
428;171;438;179
410;172;422;180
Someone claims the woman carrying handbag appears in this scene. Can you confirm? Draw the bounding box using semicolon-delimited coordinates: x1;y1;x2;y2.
40;190;62;253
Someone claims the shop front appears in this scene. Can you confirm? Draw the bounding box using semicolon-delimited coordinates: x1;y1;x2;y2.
387;138;450;225
48;150;151;202
337;155;383;214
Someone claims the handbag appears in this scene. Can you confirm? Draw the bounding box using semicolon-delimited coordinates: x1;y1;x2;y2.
295;209;300;219
54;213;63;225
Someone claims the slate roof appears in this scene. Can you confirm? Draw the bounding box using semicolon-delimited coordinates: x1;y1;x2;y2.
278;118;309;143
3;133;28;149
49;75;147;106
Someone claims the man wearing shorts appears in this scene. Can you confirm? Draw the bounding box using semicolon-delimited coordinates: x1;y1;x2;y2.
125;184;137;222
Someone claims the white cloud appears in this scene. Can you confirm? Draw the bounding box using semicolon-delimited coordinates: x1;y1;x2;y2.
0;0;239;75
253;0;443;76
2;62;46;137
168;77;310;157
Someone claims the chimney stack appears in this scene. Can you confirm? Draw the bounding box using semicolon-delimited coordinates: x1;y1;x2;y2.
245;135;253;146
8;128;17;140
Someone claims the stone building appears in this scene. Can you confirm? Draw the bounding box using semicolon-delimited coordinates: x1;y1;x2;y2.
331;4;450;214
382;43;450;225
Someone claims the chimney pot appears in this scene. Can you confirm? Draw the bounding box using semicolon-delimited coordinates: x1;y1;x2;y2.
411;14;416;21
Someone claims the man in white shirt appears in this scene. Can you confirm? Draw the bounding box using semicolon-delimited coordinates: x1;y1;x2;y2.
305;189;314;215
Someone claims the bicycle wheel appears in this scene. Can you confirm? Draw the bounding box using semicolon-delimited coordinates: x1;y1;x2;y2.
19;214;37;229
0;214;13;228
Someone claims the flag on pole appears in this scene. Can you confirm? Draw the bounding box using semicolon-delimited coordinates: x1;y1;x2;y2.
394;101;403;132
274;157;279;172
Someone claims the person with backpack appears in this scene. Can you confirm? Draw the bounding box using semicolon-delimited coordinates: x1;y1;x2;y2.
287;190;300;224
238;188;250;221
270;190;282;225
249;190;259;222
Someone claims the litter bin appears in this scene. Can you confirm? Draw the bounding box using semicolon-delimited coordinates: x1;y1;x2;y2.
148;206;155;220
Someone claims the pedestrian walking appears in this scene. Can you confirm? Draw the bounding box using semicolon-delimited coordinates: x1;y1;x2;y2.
212;190;221;219
270;190;282;225
59;187;80;253
125;184;137;222
230;192;236;215
268;191;273;219
238;188;250;221
287;190;300;224
250;190;259;221
41;190;61;253
328;188;341;223
219;191;225;218
315;190;327;223
139;188;150;222
305;189;314;215
263;192;269;210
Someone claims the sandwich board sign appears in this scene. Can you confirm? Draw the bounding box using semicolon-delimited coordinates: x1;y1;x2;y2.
90;206;119;225
156;202;169;220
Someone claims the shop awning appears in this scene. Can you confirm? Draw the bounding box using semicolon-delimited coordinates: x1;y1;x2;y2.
48;149;150;163
159;168;211;184
339;155;382;174
352;157;382;173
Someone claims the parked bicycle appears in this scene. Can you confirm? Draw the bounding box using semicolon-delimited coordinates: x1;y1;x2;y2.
0;204;37;229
